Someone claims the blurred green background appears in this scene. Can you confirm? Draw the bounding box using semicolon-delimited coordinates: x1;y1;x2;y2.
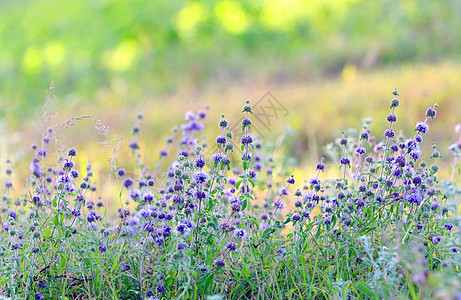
1;0;461;182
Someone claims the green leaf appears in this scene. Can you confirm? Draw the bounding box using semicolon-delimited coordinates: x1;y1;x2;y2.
242;199;248;211
355;281;373;297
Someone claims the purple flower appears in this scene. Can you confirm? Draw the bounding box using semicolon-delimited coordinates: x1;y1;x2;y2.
273;199;286;210
214;260;225;268
227;242;237;251
159;149;168;157
194;172;208;185
415;122;429;134
386;114;397;122
142;192;154;203
129;141;139;150
195;190;206;200
68;148;77;157
121;263;131;272
242;118;252;126
177;243;188;251
432;237;441;245
216;136;226;144
316;162;325;171
412;176;422;185
241;135;253;145
444;223;454;231
8;211;17;219
286;176;295;184
117;168;126;177
340;157;351;165
63;160;74;169
234;228;246;238
405;189;422;204
384;129;395;138
219;118;228;128
211;153;224;162
409;149;422;160
123;178;134;188
99;243;107;252
356;147;366;155
426;108;436;118
71;209;81;217
195;156;206;168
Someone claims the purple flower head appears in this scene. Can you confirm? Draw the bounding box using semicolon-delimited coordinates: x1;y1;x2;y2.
8;211;17;219
123;178;133;188
37;149;47;157
129;141;139;150
194;156;206;168
286;176;295;184
71;209;81;217
211;153;224;163
415;122;429;134
405;189;422;204
340;157;351;165
444;223;454;231
117;168;126;177
198;110;207;119
316;161;325;171
242;118;252;127
176;224;189;235
234;228;246;238
121;263;131;272
241;135;253;145
241;152;252;161
227;242;237;251
159;149;168;157
177;243;188;251
139;209;150;218
219;118;228;128
214;260;225;268
409;149;422;160
426;108;436;118
273;199;286;210
216;136;226;144
412;176;422;185
142;192;154;203
309;177;321;185
432;237;441;245
194;172;208;185
71;170;79;179
195;190;206;200
63;160;74;169
98;243;107;253
356;147;366;155
386;114;397;122
384;129;395;138
68;148;77;157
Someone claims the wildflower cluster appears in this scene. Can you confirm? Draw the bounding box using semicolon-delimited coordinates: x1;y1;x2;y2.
0;88;460;299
